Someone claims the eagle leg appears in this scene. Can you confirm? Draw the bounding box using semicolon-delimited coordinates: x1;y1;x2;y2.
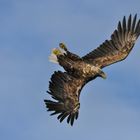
59;42;68;51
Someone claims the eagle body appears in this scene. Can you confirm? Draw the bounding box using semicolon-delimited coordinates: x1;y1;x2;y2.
44;14;140;126
57;53;103;79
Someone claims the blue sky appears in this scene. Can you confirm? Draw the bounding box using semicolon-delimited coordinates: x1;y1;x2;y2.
1;0;140;140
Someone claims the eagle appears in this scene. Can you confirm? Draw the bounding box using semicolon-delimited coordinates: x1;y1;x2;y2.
44;14;140;126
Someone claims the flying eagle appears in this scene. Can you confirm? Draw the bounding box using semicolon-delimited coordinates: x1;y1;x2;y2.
44;14;140;126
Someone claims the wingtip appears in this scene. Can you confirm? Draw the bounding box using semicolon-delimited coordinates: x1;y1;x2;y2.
134;13;137;18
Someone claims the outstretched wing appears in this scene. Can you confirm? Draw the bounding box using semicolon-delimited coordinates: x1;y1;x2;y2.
44;71;85;126
82;14;140;68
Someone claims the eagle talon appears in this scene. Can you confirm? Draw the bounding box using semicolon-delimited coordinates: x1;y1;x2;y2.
59;43;68;51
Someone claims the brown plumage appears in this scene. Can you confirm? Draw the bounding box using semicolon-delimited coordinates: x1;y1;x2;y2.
44;14;140;126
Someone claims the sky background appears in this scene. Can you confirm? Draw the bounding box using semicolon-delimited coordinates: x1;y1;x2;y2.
1;0;140;140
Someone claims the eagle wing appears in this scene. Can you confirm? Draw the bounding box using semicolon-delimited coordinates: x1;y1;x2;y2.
44;71;85;126
82;14;140;68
